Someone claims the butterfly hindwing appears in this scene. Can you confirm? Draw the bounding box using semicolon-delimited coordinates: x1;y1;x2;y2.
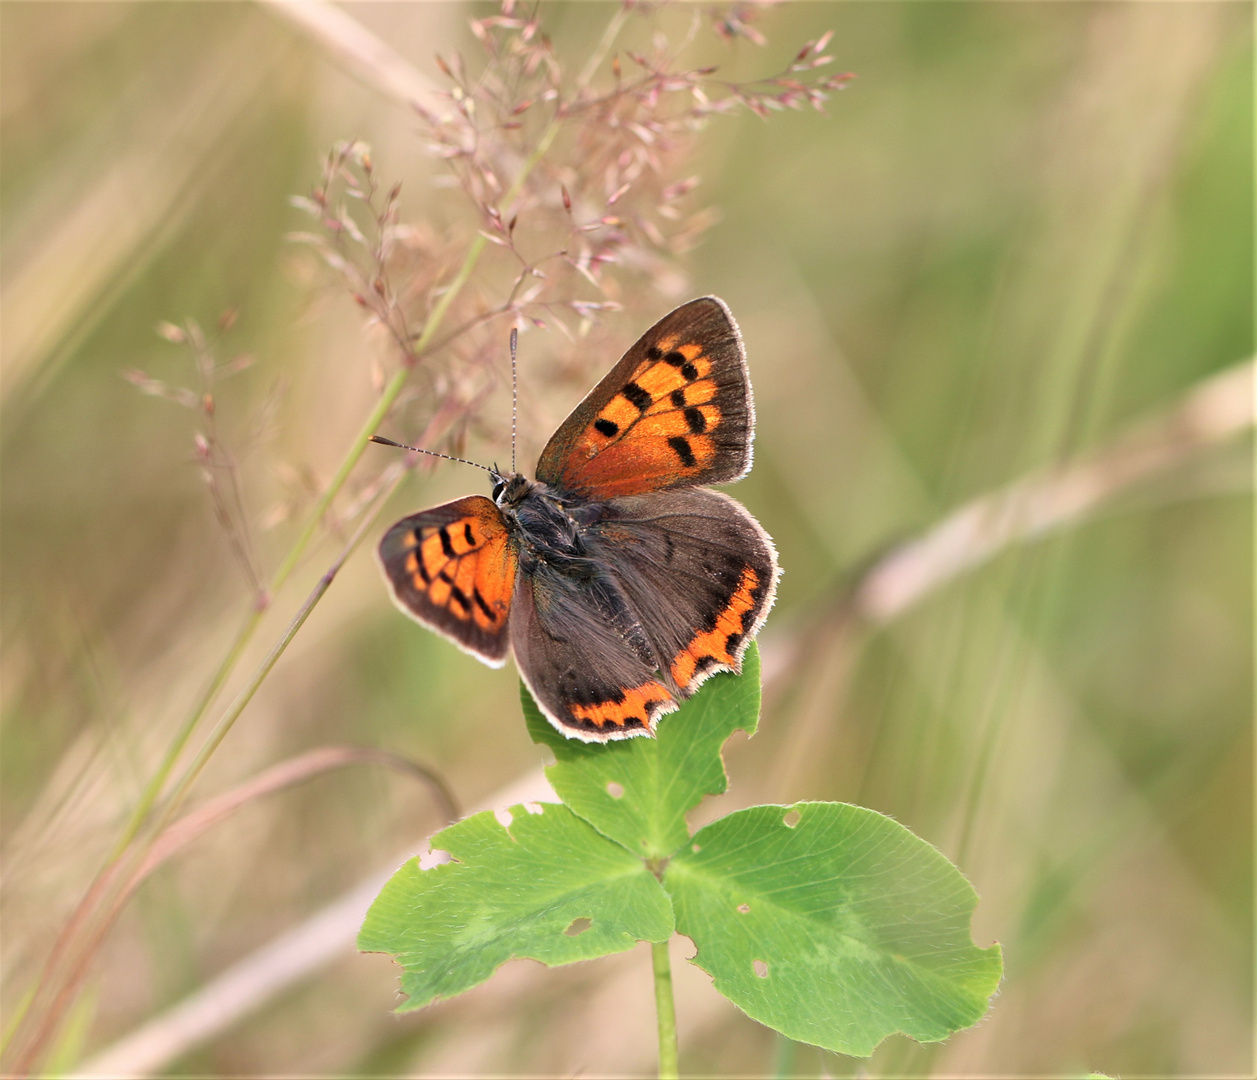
586;488;779;697
536;296;752;499
510;557;678;742
377;495;517;666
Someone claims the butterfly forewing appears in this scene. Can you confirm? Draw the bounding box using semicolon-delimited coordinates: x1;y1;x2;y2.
536;297;753;499
377;496;517;666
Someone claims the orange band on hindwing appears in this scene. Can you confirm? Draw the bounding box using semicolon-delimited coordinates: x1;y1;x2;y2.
567;679;673;731
670;565;762;690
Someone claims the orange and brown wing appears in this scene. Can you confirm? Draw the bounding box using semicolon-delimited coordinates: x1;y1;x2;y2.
510;561;678;742
587;488;779;699
377;496;517;666
536;297;753;499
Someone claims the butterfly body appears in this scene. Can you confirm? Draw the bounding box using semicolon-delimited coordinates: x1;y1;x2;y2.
378;297;778;742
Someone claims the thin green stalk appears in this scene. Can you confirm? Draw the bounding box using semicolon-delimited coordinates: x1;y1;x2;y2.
154;473;395;832
14;10;635;1071
110;607;263;856
652;940;679;1080
122;1;629;842
772;1033;799;1078
0;989;34;1059
117;5;618;845
6;473;401;1078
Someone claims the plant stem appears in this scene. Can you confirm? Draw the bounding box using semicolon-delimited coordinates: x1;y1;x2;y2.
110;607;263;857
6;472;401;1078
651;940;679;1080
154;473;395;830
11;8;636;1071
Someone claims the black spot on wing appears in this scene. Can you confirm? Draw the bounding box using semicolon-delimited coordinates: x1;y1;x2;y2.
684;407;707;434
449;584;470;613
463;522;475;546
680;361;699;381
621;382;651;411
647;345;663;360
594;417;619;437
473;586;495;620
670;388;686;408
667;436;697;468
439;527;455;559
663;350;686;367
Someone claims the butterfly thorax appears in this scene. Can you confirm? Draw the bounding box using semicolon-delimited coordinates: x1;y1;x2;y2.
494;475;588;565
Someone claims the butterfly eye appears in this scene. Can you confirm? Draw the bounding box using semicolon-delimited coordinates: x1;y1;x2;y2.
492;480;506;503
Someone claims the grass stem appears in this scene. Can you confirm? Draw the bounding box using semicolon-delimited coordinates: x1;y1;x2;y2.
8;8;637;1071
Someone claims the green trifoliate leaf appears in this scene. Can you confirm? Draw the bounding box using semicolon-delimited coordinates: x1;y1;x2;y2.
359;801;674;1010
523;643;762;860
665;802;1003;1056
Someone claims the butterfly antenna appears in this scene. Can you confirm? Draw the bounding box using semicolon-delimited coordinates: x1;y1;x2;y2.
509;326;518;477
369;436;497;476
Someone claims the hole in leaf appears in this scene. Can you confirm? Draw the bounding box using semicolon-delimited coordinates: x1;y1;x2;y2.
494;808;514;828
565;917;592;937
753;959;769;978
783;809;801;828
523;802;545;815
418;848;451;871
737;903;750;915
606;781;625;799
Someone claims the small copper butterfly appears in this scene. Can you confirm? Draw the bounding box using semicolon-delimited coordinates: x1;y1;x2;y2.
376;297;779;742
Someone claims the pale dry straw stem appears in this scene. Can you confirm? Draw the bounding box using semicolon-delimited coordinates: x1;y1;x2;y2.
260;0;440;113
13;9;638;1063
6;466;407;1075
0;22;279;412
852;357;1254;623
71;769;557;1080
41;743;458;1047
766;356;1254;799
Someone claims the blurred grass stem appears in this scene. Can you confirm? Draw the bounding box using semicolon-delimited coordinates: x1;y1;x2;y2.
9;7;635;1071
150;0;628;838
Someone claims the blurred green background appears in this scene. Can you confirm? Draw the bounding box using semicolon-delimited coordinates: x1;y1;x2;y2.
1;2;1251;1076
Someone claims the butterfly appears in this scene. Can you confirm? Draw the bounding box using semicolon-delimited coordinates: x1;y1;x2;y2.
376;296;779;742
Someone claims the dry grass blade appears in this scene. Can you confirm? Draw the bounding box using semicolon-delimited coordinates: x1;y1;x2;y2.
72;769;557;1079
852;357;1254;622
134;746;458;885
259;0;439;112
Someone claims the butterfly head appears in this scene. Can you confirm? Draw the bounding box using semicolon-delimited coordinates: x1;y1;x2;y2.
491;471;534;511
